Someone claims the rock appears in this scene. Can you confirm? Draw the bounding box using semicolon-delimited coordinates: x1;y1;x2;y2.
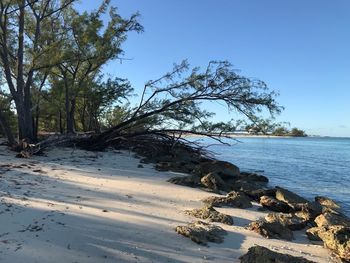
259;195;293;213
239;245;316;263
246;219;294;240
265;213;307;230
315;196;341;210
245;188;276;202
196;160;240;178
238;172;269;183
200;173;228;192
167;175;201;188
185;205;233;225
306;227;323;241
175;221;227;245
318;225;350;261
156;161;195;174
275;187;309;210
314;212;350;228
298;201;323;220
231;180;266;193
203;191;252;209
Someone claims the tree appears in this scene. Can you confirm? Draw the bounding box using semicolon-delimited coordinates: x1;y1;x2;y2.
88;60;282;149
272;126;289;136
290;127;307;137
0;0;77;144
51;2;142;134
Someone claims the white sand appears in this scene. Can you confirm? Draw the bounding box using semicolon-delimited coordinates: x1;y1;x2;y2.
0;146;332;262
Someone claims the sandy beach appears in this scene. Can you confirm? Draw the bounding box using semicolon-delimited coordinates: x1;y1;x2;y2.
0;145;332;262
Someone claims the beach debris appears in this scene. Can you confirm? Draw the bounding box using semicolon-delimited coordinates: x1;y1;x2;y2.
315;196;341;210
317;225;350;261
175;220;226;245
259;195;293;213
305;227;323;241
314;212;350;228
239;245;316;263
185;205;233;225
167;175;201;188
202;191;252;209
200;172;228;192
246;219;294;241
265;213;307;230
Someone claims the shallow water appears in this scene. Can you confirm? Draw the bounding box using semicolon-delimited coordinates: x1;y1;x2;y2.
201;137;350;215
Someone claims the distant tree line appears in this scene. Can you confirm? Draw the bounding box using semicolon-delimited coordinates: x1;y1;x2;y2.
244;118;307;137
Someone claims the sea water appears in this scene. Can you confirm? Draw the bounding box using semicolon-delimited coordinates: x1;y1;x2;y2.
201;137;350;215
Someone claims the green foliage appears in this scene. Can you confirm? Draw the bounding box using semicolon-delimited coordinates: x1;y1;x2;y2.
109;60;282;135
290;127;307;137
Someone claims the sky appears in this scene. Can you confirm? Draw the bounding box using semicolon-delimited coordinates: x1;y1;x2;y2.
78;0;350;137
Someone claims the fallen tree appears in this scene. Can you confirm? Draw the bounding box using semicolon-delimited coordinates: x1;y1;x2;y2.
13;60;282;158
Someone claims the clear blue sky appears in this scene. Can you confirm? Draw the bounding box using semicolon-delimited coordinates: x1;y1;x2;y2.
78;0;350;137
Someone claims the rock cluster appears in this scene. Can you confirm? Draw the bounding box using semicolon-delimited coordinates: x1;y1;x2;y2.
175;221;227;246
239;245;316;263
185;205;233;225
163;153;349;261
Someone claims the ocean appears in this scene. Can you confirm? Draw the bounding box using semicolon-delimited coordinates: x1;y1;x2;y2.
202;136;350;215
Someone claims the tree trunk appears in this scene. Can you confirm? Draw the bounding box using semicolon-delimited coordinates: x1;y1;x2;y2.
66;98;76;134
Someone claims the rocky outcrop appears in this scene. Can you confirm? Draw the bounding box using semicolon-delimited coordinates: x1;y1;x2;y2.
315;196;341;210
175;221;227;245
239;245;316;263
195;160;240;178
314;212;350;228
167;175;201;187
275;187;309;210
247;219;294;241
203;191;252;209
259;195;293;213
317;225;350;262
238;172;269;183
200;172;228;192
245;188;276;202
305;227;323;241
265;213;307;231
185;205;233;225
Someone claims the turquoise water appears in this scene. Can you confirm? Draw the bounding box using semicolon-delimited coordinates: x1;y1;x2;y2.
203;137;350;215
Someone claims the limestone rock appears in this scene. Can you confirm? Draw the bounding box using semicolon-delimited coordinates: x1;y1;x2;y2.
185;205;233;225
265;213;307;231
314;212;350;228
247;219;294;241
245;188;276;202
175;221;227;245
203;191;252;209
238;172;269;183
306;227;323;241
318;225;350;261
315;196;341;210
239;245;316;263
167;175;201;188
200;172;228;192
275;187;308;210
197;160;240;178
260;195;293;213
